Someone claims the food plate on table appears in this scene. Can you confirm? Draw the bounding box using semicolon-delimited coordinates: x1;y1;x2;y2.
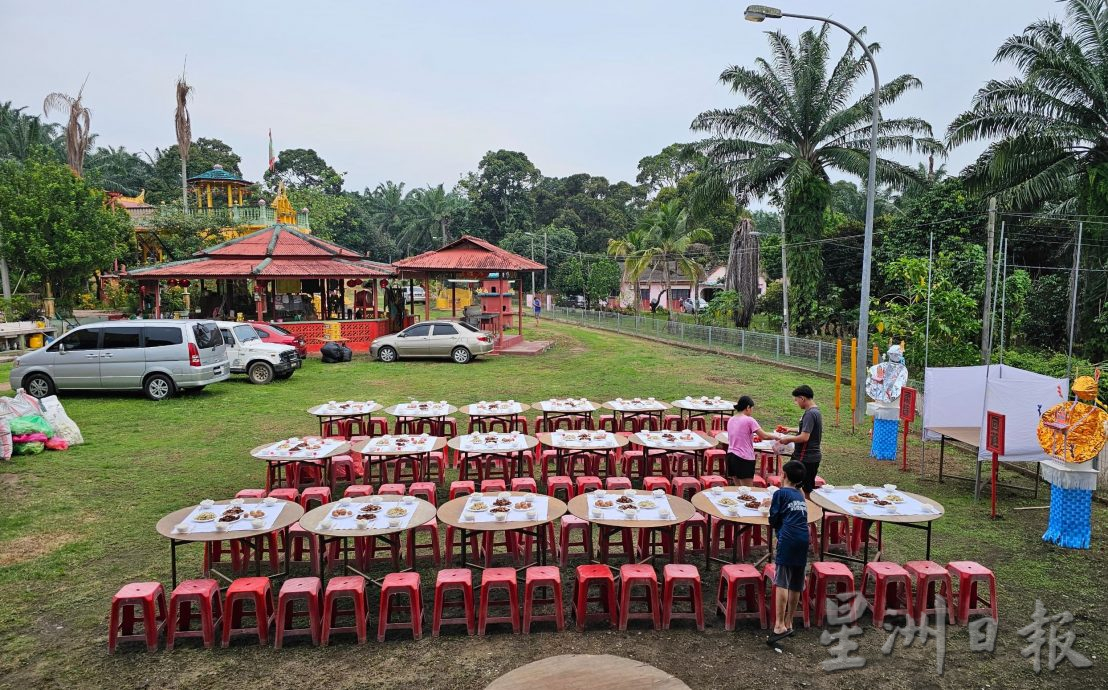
467;502;489;512
638;500;657;509
848;495;869;504
514;501;533;511
193;511;216;523
386;507;408;518
332;508;352;518
595;499;615;508
717;497;739;507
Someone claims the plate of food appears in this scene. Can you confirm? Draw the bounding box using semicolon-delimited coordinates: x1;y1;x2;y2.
638;500;657;509
872;499;891;507
493;498;512;507
332;508;353;518
490;506;511;514
617;504;639;513
616;495;635;504
737;493;756;502
718;497;739;507
884;493;904;503
858;491;879;499
386;507;408;518
514;501;533;511
361;503;383;512
847;494;869;504
744;500;762;510
218;514;240;523
247;509;266;519
594;499;615;508
467;502;489;512
193;511;216;523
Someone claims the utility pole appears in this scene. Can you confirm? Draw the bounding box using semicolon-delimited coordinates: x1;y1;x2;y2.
1065;221;1083;383
980;197;997;362
779;212;790;356
543;228;548;292
530;234;536;296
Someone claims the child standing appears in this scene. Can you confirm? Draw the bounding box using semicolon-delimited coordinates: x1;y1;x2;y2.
725;395;781;486
767;460;810;643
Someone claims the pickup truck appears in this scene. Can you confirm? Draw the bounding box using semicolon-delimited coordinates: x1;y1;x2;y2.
215;321;300;384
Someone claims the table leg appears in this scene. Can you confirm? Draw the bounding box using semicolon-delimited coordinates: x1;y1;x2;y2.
819;513;828;562
460;527;468;566
862;520;871;564
170;539;179;590
939;435;946;482
254;535;263;576
925;522;933;560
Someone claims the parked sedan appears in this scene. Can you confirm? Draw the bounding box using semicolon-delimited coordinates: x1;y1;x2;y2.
371;320;494;364
681;297;709;313
250;321;308;358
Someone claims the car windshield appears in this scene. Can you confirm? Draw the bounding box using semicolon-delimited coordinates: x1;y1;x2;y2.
192;322;223;348
265;323;293;336
234;325;260;343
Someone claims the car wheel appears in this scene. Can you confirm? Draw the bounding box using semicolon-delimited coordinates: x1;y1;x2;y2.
378;346;398;363
23;373;55;399
248;361;274;385
144;374;175;401
451;346;472;364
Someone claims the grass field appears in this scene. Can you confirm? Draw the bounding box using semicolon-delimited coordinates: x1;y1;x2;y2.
0;319;1104;689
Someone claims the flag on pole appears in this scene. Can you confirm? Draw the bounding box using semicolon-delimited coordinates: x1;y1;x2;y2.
268;129;276;171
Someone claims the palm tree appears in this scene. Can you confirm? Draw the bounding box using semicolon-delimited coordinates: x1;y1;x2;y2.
366;181;407;236
85;145;153;196
0;102;62;161
691;25;939;333
175;72;194;208
947;0;1108;214
400;185;467;252
634;200;713;321
608;229;653;312
725;217;760;327
43;81;93;175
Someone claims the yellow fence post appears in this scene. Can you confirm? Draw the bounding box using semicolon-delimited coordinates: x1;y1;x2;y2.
850;337;857;433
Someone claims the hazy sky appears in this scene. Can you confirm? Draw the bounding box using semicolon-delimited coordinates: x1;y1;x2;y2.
1;1;1050;194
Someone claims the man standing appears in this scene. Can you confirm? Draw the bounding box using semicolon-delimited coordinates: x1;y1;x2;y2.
778;385;822;495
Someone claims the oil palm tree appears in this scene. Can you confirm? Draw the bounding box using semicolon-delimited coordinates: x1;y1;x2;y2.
366;181;407;235
175;72;194;208
43;81;93;175
607;229;652;312
84;145;153;196
634;200;713;321
0;102;62;161
947;0;1108;214
400;184;467;252
691;25;940;333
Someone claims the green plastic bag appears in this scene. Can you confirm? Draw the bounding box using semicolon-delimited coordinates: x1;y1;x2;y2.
13;441;45;455
9;415;53;438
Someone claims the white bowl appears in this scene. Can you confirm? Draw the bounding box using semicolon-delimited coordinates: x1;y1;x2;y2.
594;489;607;498
660;511;672;519
526;510;537;520
356;519;370;529
853;484;865;491
851;507;864;515
320;518;334;529
250;518;265;529
759;507;770;517
884;484;897;492
173;523;189;533
388;519;400;528
821;485;835;493
624;489;635;496
215;522;229;532
263;497;277;506
464;512;475;521
369;496;382;505
199;499;214;508
402;496;415;505
885;505;898;514
498;492;510;500
725;507;739;517
338;497;351;506
591;509;601;518
230;498;245;507
494;513;507;522
652;489;665;498
711;486;724;495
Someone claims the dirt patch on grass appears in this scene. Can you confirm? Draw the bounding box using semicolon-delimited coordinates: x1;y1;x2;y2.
0;530;80;567
0;473;27;500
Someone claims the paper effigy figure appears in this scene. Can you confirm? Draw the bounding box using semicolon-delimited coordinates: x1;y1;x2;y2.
865;345;909;461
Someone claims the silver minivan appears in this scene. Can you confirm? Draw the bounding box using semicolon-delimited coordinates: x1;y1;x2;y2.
9;319;229;400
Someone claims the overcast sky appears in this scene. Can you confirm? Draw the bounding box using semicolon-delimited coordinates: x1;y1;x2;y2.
1;1;1051;194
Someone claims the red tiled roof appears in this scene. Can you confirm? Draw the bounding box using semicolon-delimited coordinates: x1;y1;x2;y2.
393;235;545;273
126;224;394;279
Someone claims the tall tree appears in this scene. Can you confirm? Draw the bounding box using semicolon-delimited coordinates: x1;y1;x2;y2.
84;145;153;196
636;143;705;195
263;148;344;193
400;185;467;253
607;228;652;312
724;217;759;327
0;102;63;162
460;150;540;244
533;173;645;252
633;200;713;320
175;72;193;208
145;137;243;204
43;82;93;175
691;25;939;333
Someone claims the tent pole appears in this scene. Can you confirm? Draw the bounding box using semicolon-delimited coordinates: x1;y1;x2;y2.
921;231;933;480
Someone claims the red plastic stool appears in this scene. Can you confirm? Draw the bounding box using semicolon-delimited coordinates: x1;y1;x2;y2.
861;562;914;629
391;455;422;483
378;572;423;641
600;525;637;564
433;568;475;636
409;481;437;506
751;475;768;489
300;486;332;511
763;563;810;629
221;577;274;647
108;581;167;653
716;564;765;630
672;476;702;500
905;561;954;624
605;477;632;491
329;455;357;491
620;450;647;483
573;564;618;631
559;515;594;566
710;519;750;561
427;451;447;484
663;414;683;430
807;562;856;627
523;566;565;633
406;517;441;567
703;449;727;476
344;484;374;498
482;530;521;567
598;414;617;431
480;479;507;493
449;480;475;499
445;524;483;564
575;475;602;494
378;483;406;496
643;476;671;494
676;512;708;562
699;474;726;489
821;514;851;552
710;414;732;432
267;488;300;503
618;563;660;630
235;489;267;499
946;561;997;625
166;579;222;650
478;567;520;634
546;475;574;501
511;477;538;492
321;575;367;645
281;522;321;573
661;564;704;630
274;576;322;648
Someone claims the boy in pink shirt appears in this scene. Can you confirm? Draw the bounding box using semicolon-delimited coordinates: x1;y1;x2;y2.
726;395;780;486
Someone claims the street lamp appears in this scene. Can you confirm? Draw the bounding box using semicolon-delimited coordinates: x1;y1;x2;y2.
745;4;880;428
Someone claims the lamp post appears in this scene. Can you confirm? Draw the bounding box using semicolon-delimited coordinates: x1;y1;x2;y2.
745;4;880;427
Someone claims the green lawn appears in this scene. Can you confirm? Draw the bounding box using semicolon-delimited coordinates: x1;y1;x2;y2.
0;319;1104;689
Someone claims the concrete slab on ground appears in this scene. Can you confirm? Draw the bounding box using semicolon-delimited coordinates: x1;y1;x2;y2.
497;340;553;356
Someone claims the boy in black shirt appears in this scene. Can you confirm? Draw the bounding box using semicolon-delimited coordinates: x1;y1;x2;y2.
778;384;823;495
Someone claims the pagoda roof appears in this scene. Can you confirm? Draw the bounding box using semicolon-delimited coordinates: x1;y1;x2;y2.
127;224;394;279
187;165;252;185
393;235;545;274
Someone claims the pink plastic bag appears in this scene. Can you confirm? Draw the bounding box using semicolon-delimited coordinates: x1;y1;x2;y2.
45;437;69;451
13;433;48;443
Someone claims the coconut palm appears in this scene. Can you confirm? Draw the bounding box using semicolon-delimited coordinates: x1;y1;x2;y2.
691;25;940;333
607;229;652;312
43;81;93;175
175;72;194;208
400;184;467;252
947;0;1108;214
634;200;713;321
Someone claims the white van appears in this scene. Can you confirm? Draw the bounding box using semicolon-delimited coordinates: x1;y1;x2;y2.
9;320;229;400
215;321;300;384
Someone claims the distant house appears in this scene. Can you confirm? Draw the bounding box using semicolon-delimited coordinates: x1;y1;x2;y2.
617;264;766;312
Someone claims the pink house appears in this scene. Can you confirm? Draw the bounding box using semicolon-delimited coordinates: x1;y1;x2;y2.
617;264;766;312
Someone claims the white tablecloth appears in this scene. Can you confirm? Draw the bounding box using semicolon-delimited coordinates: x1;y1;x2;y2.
255;438;346;460
471;402;523;415
314;401;378;415
586;492;674;523
456;434;529;452
362;435;439;454
551;430;618;449
326;500;418;530
181;503;284;533
460;494;549;524
676;398;733;412
817;487;937;518
638;431;712;449
538;400;597;413
395;402;451;416
608;399;666;412
705;490;771;517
